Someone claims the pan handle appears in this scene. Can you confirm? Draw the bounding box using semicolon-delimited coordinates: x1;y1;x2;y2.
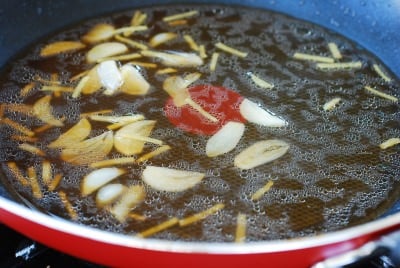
311;229;400;268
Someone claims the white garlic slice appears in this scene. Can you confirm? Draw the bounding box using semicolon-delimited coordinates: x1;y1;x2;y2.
33;95;64;127
113;120;156;155
81;167;126;196
96;183;127;207
97;60;123;95
109;185;145;222
48;118;91;149
206;121;245;157
239;98;287;127
119;64;150;95
141;50;203;67
86;42;128;63
234;139;289;169
142;166;204;192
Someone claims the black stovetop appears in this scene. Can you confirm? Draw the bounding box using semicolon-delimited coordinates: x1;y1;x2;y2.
0;224;104;268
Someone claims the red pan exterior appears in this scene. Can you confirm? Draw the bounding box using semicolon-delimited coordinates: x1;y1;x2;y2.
1;197;400;267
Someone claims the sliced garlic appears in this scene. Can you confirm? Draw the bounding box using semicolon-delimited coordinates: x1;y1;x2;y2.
251;180;274;201
42;160;52;186
206;121;245;157
80;66;102;94
19;143;46;157
40;41;86;57
198;45;207;59
86;42;128;63
372;64;391;83
327;42;342;60
114;35;148;50
48;173;63;192
97;60;123;95
179;203;224;226
209;52;219;72
149;32;178;47
167;19;188;26
136;145;171;163
156;68;178;75
48;118;91;148
323;97;341;111
33;95;64;127
81;167;126;196
7;162;30;186
109;185;145;222
113;25;148;37
239;98;287;127
248;72;274;89
141;50;203;67
379;138;400;149
164;76;218;121
96;183;127;207
215;42;248;58
72;76;90;98
142;166;205;192
114;120;156;155
162;10;198;22
58;191;78;220
1;117;35;137
2;103;33;115
364;86;398;102
81;23;115;44
119;64;150;95
293;52;334;63
96;53;142;63
316;61;362;70
88;114;144;124
235;213;247;243
89;157;136;168
137;217;178;238
163;73;201;106
61;131;114;165
183;34;199;51
234;139;290;169
131;10;147;26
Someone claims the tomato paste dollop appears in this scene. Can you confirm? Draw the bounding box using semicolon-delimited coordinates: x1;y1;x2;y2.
164;85;246;135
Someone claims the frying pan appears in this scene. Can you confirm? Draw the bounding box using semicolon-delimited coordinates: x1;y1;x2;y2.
0;0;399;267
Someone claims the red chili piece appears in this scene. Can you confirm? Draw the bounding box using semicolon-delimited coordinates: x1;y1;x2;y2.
164;84;246;135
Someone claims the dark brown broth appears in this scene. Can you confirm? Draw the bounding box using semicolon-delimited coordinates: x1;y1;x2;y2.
0;4;399;242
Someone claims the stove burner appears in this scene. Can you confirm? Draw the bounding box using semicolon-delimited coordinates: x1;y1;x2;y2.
0;224;104;268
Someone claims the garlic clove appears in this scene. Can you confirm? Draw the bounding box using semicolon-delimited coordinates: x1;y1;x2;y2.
109;185;145;222
48;118;91;148
97;60;123;95
142;166;204;192
33;95;64;127
81;167;126;196
96;183;127;207
114;120;156;155
206;121;245;157
61;131;114;165
40;41;85;57
82;23;115;44
234;139;289;169
86;42;128;63
119;64;150;95
141;50;203;67
239;98;287;127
